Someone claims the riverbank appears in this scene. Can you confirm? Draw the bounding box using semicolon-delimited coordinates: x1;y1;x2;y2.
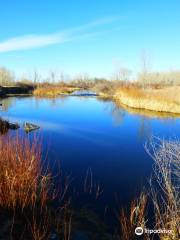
33;84;180;114
113;86;180;114
2;82;180;115
33;86;80;97
0;85;34;97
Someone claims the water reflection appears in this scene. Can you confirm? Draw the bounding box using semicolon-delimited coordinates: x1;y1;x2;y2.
0;97;16;111
137;117;152;140
0;95;180;225
104;103;126;126
115;100;180;119
102;102;153;139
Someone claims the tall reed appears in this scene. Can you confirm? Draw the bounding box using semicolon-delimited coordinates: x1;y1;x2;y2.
0;135;72;239
146;138;180;240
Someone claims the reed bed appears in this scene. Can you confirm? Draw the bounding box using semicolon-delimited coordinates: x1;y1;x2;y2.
33;86;79;97
0;136;44;209
118;138;180;240
0;135;72;240
146;138;180;240
0;133;179;239
119;192;148;240
114;86;180;114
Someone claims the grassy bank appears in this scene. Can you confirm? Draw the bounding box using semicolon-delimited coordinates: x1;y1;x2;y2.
113;86;180;114
1;69;180;113
33;85;79;97
33;82;180;114
1;65;180;114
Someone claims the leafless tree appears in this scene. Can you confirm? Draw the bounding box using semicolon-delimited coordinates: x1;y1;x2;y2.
32;68;41;85
138;50;152;87
113;60;132;83
0;67;14;86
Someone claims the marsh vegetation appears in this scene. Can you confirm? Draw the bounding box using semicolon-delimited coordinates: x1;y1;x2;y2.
0;134;179;239
1;65;180;114
0;65;180;239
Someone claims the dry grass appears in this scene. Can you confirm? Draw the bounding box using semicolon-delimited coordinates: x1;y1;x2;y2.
114;86;180;114
0;129;179;239
33;86;79;97
146;138;180;240
92;80;124;97
119;192;148;240
0;135;44;209
0;135;72;240
118;138;180;240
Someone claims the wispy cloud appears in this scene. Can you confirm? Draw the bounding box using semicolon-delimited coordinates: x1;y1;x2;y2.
0;16;120;53
0;33;66;53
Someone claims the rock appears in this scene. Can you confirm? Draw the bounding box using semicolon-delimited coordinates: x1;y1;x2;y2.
24;122;40;132
0;119;20;135
9;123;20;130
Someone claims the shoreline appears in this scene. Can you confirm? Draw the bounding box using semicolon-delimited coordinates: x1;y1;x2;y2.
0;86;34;97
1;85;180;115
112;87;180;114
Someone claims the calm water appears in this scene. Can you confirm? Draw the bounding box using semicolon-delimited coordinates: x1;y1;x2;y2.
1;96;180;230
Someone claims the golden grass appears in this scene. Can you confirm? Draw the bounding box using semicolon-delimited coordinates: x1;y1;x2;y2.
33;86;79;97
119;192;148;240
116;102;180;119
114;86;180;114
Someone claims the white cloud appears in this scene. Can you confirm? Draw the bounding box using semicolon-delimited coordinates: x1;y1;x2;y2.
0;16;120;53
0;33;66;52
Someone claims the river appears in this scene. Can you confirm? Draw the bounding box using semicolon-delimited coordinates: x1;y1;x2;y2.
0;95;179;236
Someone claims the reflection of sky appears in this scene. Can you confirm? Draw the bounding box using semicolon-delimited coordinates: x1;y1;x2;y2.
1;96;180;150
1;96;180;210
1;96;180;151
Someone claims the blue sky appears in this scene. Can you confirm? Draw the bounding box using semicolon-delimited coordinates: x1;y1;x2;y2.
0;0;180;78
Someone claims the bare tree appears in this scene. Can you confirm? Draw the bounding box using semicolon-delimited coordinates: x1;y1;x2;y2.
48;69;58;84
113;60;132;83
0;67;14;86
32;68;41;85
138;50;152;87
114;66;132;82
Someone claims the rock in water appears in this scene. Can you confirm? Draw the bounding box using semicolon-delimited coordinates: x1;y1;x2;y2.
9;123;20;130
24;122;40;132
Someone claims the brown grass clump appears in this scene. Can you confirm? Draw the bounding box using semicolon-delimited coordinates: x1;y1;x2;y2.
0;135;72;240
33;86;79;97
118;192;149;240
92;80;125;98
0;136;53;210
114;86;180;114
